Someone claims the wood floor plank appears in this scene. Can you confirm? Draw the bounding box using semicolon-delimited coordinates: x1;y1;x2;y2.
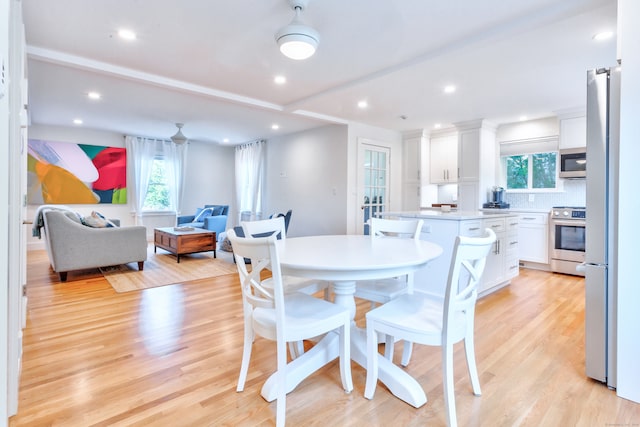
9;251;640;426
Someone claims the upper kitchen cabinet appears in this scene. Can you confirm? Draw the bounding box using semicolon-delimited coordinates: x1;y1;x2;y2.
454;120;497;211
559;115;587;149
402;130;427;210
429;131;458;184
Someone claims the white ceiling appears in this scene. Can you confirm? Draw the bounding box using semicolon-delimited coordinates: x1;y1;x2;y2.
22;0;618;145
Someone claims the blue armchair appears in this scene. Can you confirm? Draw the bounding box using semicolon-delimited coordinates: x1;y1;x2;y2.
177;204;229;240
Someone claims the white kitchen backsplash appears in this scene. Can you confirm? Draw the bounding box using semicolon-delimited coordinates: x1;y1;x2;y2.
504;179;586;209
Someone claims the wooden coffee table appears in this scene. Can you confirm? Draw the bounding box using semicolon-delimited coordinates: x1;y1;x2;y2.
154;227;216;263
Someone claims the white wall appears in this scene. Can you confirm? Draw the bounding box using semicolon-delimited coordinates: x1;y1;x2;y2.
347;122;403;234
179;141;235;226
496;116;559;142
265;125;348;237
616;0;640;404
1;1;11;423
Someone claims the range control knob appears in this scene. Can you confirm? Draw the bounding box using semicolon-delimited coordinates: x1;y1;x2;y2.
563;210;570;216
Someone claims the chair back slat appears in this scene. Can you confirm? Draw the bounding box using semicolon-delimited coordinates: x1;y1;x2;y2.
241;217;287;240
369;217;423;240
444;229;496;327
228;229;284;313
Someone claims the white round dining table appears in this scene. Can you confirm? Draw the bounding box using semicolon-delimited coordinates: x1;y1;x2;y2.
260;234;443;408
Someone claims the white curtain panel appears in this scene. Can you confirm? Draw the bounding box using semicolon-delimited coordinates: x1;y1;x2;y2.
235;140;266;222
163;140;188;215
125;135;156;223
125;136;187;221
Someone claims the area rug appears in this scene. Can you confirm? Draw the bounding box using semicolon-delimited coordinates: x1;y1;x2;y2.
100;247;237;293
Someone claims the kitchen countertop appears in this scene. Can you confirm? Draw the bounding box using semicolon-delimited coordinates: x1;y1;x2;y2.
380;210;519;221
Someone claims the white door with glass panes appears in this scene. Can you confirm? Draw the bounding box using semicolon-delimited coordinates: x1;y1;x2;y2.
358;142;390;234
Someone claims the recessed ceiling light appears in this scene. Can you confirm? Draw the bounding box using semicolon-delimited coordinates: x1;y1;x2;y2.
118;29;137;40
274;75;286;85
357;100;368;109
593;31;613;41
73;118;83;125
271;124;280;130
223;138;230;143
443;85;456;94
519;115;528;121
434;123;442;129
87;91;101;100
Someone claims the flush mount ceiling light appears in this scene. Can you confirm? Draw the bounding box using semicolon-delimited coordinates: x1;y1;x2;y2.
275;0;319;60
170;123;188;145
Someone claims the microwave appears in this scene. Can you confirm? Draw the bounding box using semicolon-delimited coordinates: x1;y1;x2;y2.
559;148;586;178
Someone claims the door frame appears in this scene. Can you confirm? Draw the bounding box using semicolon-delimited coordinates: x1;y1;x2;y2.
356;138;391;234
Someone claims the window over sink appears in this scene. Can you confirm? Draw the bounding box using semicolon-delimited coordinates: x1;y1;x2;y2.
503;152;557;190
499;136;558;191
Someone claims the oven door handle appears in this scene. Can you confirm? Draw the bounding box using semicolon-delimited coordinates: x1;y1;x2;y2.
551;219;586;227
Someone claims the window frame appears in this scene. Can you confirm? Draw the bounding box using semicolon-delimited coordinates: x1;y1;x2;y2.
142;155;172;211
501;150;560;192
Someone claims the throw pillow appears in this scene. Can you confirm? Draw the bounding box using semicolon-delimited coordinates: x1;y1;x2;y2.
194;207;214;222
210;206;224;216
81;211;117;228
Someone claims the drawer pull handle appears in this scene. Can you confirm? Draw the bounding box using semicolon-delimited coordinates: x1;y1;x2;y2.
469;227;480;231
491;224;500;228
522;217;536;220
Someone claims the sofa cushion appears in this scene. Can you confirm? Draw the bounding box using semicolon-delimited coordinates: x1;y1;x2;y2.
194;207;214;222
82;211;117;228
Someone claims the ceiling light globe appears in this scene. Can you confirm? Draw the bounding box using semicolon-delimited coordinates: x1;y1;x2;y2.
275;23;319;60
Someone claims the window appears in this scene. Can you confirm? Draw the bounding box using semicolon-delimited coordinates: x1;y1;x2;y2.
143;157;170;210
503;152;557;190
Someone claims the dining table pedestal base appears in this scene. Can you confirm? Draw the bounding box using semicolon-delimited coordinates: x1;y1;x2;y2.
260;280;428;408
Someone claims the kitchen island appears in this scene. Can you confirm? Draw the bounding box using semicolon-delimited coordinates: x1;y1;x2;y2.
379;210;519;297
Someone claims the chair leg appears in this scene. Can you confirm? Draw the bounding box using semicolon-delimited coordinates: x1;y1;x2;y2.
383;334;395;361
236;324;253;392
443;342;458;427
339;321;353;393
364;320;379;399
400;340;413;367
288;341;304;359
276;339;287;427
464;335;482;396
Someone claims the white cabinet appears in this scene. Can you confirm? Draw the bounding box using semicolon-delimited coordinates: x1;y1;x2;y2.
479;216;519;295
414;215;518;297
416;218;479;296
517;212;549;264
402;134;424;210
559;116;586;149
429;133;458;184
481;218;506;293
505;217;520;281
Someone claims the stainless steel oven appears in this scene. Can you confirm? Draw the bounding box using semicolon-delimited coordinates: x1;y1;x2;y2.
549;207;586;276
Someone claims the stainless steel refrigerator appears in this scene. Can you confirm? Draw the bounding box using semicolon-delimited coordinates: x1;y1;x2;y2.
584;66;620;388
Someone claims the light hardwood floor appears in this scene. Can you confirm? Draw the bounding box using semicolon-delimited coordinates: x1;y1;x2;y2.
10;251;640;426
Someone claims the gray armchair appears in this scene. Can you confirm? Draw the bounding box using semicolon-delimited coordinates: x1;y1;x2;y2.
42;209;148;282
177;204;229;240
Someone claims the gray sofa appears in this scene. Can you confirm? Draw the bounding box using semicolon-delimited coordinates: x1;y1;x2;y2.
42;209;148;282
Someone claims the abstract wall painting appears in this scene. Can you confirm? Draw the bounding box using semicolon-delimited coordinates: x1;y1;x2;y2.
27;139;127;205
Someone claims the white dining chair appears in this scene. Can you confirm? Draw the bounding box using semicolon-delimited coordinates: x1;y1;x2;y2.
228;229;352;427
364;228;496;427
242;216;331;358
241;217;330;298
354;217;423;364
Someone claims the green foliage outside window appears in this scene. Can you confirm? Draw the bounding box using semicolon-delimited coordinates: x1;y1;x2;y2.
504;152;557;190
143;158;170;210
